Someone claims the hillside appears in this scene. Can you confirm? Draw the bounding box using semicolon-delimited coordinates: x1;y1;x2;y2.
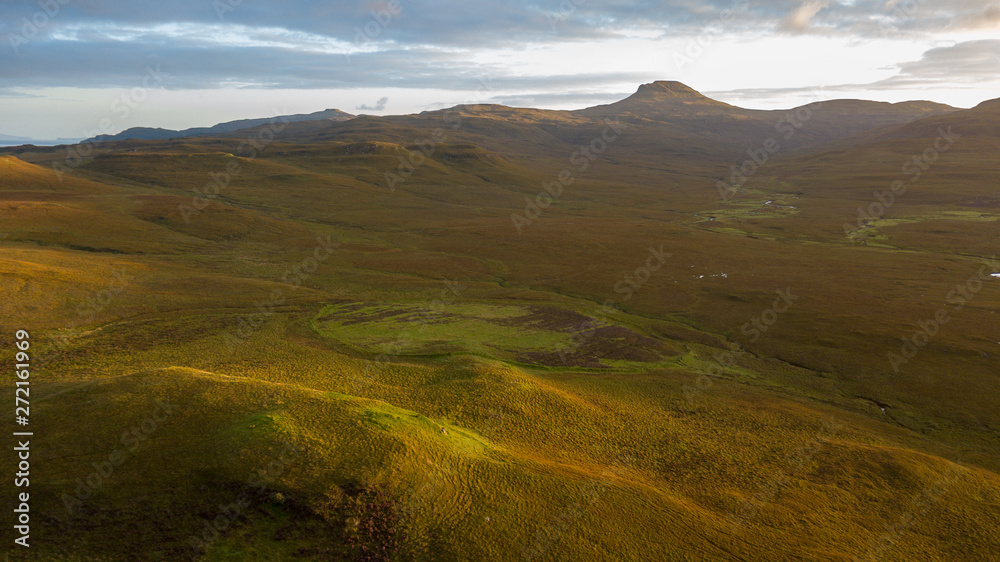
86;108;355;143
229;82;958;169
1;84;998;561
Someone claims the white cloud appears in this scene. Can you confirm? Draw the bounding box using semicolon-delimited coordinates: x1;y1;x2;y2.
3;1;999;137
781;0;830;33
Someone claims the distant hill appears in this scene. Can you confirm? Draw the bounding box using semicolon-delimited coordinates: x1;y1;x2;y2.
2;81;1000;562
858;96;1000;142
86;108;355;142
576;81;958;151
241;81;959;166
0;133;84;147
80;82;959;155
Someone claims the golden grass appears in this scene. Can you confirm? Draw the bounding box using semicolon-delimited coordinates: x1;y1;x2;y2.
1;95;998;559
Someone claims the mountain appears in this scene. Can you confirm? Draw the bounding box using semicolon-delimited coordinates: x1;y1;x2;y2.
580;80;741;116
576;81;958;151
226;82;957;164
752;96;1000;245
85;108;355;142
2;83;1000;561
857;96;1000;142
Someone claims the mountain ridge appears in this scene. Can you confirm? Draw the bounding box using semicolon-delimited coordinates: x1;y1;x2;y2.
2;78;1000;562
217;81;965;162
86;107;355;143
75;82;971;147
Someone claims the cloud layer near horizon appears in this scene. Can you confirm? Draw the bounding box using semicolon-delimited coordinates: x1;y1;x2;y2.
1;0;998;137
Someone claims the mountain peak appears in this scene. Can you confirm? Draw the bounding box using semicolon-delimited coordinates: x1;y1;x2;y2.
617;80;730;109
576;80;733;118
633;81;705;99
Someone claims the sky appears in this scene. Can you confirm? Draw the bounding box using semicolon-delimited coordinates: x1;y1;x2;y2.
1;0;998;140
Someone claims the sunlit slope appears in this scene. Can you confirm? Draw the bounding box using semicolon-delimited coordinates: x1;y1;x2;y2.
0;154;113;193
210;82;958;174
8;328;1000;561
6;112;1000;474
5;105;1000;477
0;89;998;561
726;96;1000;247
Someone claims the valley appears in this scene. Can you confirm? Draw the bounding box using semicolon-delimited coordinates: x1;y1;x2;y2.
2;82;999;560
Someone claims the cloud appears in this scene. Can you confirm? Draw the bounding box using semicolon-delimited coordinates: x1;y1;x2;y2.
707;40;1000;105
2;0;998;137
0;30;655;93
2;0;997;53
487;91;634;108
889;39;1000;82
781;0;829;32
357;96;389;111
0;1;859;51
0;88;44;98
950;3;1000;31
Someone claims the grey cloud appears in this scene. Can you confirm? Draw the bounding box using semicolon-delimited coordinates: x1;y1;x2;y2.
707;40;1000;105
0;89;45;98
486;90;636;108
950;3;1000;30
0;0;876;50
0;1;996;94
357;96;389;110
826;0;1000;37
893;39;1000;81
1;0;993;48
0;33;654;93
704;84;851;105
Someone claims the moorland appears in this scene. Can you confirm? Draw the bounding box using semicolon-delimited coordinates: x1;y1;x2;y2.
1;81;999;560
